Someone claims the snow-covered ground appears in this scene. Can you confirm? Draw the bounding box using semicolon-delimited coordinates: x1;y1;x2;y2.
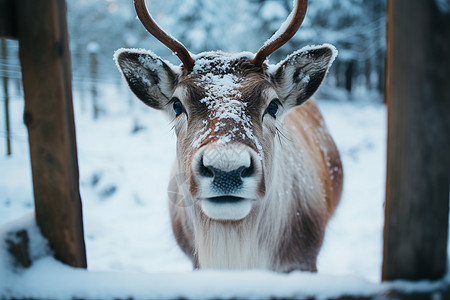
2;211;447;300
1;78;448;298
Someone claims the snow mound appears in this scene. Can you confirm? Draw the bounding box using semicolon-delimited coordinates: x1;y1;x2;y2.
1;212;449;300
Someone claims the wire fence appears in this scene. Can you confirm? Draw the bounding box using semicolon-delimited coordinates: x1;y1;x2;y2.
0;39;137;157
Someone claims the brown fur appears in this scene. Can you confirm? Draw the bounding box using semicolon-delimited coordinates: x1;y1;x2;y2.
286;101;343;217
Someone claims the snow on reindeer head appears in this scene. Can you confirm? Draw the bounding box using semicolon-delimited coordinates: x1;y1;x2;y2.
114;0;336;222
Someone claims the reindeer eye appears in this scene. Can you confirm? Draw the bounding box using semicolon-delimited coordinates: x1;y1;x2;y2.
266;100;279;118
172;98;184;116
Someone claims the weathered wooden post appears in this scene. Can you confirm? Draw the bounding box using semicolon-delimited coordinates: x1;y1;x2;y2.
13;0;87;268
383;0;450;281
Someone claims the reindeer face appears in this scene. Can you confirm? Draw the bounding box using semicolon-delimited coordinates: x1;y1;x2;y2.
115;46;336;221
171;54;271;221
116;0;336;221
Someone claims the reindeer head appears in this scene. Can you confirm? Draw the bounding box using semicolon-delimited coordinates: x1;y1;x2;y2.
115;0;336;222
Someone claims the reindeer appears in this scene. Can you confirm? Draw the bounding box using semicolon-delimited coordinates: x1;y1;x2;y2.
115;0;343;272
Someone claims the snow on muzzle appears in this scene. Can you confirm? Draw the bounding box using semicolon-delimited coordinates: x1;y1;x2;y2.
192;143;262;221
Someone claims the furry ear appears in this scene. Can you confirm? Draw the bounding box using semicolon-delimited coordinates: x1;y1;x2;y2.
270;44;337;107
114;49;180;110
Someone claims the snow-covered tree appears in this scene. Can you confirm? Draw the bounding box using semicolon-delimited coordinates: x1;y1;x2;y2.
162;0;261;53
67;0;386;100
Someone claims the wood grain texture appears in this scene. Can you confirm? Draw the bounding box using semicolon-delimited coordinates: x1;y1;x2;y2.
383;0;450;281
16;0;87;268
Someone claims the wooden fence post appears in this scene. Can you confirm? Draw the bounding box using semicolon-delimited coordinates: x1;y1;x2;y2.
383;0;450;281
15;0;87;268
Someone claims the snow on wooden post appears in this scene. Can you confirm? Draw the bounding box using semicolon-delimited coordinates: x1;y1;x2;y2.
15;0;87;268
383;0;450;281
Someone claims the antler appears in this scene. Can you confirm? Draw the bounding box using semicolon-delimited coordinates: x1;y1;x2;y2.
134;0;195;72
251;0;308;67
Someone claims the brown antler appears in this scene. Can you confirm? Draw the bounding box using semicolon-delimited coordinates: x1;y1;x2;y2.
134;0;195;72
251;0;308;67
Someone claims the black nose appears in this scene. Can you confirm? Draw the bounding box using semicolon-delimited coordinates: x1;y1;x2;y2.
199;158;254;194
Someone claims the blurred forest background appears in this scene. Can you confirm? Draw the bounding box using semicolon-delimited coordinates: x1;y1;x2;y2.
1;0;386;155
1;0;386;108
68;0;386;99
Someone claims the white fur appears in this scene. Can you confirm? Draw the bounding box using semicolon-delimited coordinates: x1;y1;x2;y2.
194;216;271;270
202;144;251;172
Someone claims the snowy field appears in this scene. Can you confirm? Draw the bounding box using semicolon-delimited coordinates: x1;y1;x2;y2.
1;78;449;298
